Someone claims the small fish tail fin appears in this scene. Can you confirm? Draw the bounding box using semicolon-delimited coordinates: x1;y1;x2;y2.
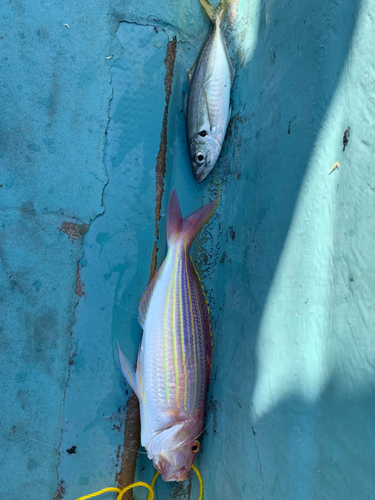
181;182;220;249
167;188;183;246
199;0;231;24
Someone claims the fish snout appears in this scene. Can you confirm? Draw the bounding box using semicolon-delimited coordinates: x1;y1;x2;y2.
195;165;210;183
161;466;189;482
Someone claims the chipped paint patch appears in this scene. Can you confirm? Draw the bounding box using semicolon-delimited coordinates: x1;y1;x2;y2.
53;481;66;500
59;221;89;243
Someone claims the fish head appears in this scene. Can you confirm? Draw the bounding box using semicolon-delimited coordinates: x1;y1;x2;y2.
147;419;202;482
188;131;222;182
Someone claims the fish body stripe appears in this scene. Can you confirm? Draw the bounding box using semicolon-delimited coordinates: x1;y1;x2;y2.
179;255;188;412
140;240;210;447
172;247;179;405
163;269;171;405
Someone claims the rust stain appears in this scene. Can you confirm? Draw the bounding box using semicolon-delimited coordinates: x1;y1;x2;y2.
115;444;121;467
115;394;141;497
59;221;89;243
75;264;85;296
69;352;76;366
117;36;177;497
149;37;177;281
53;480;66;500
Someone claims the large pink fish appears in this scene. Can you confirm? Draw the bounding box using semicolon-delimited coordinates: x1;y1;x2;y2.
118;188;218;481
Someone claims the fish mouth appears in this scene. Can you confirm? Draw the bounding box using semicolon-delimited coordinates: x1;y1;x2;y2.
195;165;211;183
155;460;189;482
161;466;189;482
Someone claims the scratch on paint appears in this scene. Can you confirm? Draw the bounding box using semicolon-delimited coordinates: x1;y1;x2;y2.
116;36;177;498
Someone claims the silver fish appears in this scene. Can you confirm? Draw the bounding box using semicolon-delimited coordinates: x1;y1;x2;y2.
185;0;235;182
118;188;219;482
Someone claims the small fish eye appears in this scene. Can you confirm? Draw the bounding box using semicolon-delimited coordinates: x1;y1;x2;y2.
195;152;205;163
199;130;207;137
191;441;200;453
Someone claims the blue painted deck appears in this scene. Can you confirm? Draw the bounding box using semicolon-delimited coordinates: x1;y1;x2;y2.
1;0;375;499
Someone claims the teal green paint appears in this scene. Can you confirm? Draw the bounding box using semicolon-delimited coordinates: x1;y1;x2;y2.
0;0;116;498
1;0;375;499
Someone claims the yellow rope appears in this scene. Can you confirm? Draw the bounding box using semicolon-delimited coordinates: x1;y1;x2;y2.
147;471;159;500
76;481;154;500
192;464;203;500
75;464;203;500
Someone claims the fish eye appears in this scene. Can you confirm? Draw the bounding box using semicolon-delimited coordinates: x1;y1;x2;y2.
191;441;200;453
195;152;205;163
199;130;207;137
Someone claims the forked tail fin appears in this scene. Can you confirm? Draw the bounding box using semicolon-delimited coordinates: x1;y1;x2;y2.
167;181;220;249
199;0;232;24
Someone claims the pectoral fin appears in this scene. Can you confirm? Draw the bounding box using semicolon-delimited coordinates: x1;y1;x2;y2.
117;342;141;400
203;85;213;131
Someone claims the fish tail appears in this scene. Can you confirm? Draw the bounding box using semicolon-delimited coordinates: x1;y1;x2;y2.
199;0;231;24
167;183;220;248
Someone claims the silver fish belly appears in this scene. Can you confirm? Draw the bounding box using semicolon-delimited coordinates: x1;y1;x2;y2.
118;188;219;481
185;0;234;182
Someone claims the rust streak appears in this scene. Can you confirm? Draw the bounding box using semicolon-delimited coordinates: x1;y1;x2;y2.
116;37;177;496
75;264;85;297
53;480;66;500
149;37;177;282
115;394;141;497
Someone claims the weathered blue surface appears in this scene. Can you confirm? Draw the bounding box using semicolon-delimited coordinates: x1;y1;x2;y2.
1;0;375;499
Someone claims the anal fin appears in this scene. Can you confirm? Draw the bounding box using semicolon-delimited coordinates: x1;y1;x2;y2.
203;85;213;131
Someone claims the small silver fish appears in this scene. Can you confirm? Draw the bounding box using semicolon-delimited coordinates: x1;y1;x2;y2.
185;0;235;182
118;188;219;482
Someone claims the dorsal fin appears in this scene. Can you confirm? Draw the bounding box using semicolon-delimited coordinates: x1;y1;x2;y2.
181;190;219;250
138;264;164;328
